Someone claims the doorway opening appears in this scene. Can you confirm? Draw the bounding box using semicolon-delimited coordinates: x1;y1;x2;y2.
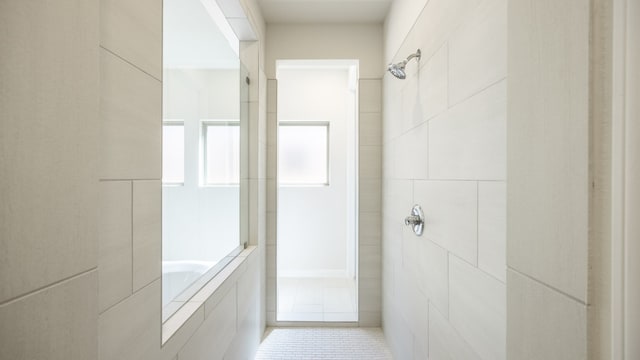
276;60;359;322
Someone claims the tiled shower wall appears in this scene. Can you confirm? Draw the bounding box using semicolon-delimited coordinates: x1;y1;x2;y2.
382;0;507;359
1;0;268;359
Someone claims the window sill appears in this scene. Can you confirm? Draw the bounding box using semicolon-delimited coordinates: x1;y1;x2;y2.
161;246;257;346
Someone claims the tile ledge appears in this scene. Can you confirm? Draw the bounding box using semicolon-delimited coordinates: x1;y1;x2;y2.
161;246;257;345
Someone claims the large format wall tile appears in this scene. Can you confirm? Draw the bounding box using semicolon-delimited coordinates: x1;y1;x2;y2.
0;271;98;360
0;0;99;303
507;270;587;359
100;0;162;79
132;180;161;291
99;181;132;311
360;79;382;113
100;49;161;180
450;255;506;360
99;280;161;360
429;303;481;360
414;180;478;264
178;286;237;360
478;181;506;282
449;0;507;105
402;235;449;315
429;80;506;180
507;0;589;302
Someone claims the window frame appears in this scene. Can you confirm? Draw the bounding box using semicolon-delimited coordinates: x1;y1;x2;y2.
278;121;330;187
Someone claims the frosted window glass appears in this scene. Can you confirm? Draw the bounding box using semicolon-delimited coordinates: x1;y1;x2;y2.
279;124;328;185
205;123;240;184
162;124;184;184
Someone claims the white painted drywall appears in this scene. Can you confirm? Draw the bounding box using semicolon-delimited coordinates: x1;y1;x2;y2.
277;66;357;278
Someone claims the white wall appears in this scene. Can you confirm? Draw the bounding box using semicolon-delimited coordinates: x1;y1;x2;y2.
162;69;240;263
277;67;355;277
382;0;507;359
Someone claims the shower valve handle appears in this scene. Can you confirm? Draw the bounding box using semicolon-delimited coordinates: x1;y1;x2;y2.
404;205;425;236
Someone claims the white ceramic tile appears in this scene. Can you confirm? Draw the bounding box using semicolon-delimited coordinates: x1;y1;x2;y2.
395;270;429;357
100;0;162;78
428;303;481;360
393;122;428;180
100;49;161;180
478;181;506;282
359;112;382;146
402;235;449;315
249;103;260;179
178;286;237;360
359;245;382;279
0;271;97;360
99;280;161;360
382;76;405;141
266;245;276;277
237;259;260;321
360;146;382;179
414;180;478;265
399;0;479;75
383;303;415;360
267;79;277;114
358;278;381;312
358;179;382;212
266;211;277;245
99;181;132;311
240;41;260;102
132;180;161;291
359;211;381;246
0;0;99;302
160;305;204;360
449;255;506;360
267;179;277;212
418;43;448;121
507;270;587;359
382;179;413;227
508;0;589;301
358;311;382;327
359;79;382;113
428;80;506;180
449;0;507;105
162;302;203;346
266;277;276;312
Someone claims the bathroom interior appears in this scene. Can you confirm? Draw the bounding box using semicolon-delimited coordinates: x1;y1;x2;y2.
0;0;638;359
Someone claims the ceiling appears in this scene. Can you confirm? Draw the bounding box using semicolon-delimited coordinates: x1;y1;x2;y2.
256;0;393;24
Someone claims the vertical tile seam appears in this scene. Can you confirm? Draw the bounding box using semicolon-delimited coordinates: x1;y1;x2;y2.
131;180;134;294
476;181;480;268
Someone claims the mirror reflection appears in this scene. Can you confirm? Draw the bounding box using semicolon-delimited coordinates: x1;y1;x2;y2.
162;0;246;321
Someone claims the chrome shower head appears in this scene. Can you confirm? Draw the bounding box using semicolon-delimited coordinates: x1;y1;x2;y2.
388;61;407;79
387;49;421;80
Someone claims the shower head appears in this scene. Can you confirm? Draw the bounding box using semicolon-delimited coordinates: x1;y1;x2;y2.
388;61;407;79
387;49;421;80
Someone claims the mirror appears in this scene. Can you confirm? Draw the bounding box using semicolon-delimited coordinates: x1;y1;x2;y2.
161;0;248;322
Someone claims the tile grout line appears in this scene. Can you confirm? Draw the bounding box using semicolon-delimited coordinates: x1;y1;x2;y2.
0;268;97;308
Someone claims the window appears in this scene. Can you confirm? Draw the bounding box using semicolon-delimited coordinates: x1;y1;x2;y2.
162;121;185;184
279;122;329;185
203;120;240;185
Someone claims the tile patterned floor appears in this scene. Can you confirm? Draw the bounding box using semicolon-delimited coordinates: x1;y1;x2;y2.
277;277;357;322
255;327;393;360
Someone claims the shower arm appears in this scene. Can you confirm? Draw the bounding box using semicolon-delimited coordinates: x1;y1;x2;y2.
405;49;422;63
